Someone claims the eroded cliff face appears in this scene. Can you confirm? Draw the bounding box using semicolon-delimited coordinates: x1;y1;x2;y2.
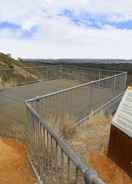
0;70;38;89
0;53;39;89
0;78;16;89
13;65;38;80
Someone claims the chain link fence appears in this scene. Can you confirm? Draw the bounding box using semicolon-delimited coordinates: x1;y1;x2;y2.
0;65;127;183
24;65;122;83
25;70;127;184
0;65;122;89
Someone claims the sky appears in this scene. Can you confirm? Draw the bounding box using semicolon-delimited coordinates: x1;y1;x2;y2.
1;0;132;59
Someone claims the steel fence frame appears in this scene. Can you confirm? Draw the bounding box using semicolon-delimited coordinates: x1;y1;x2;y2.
27;72;127;102
25;70;127;184
26;100;105;184
0;65;125;90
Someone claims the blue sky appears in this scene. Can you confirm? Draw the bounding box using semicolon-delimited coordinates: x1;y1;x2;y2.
0;22;39;39
60;9;132;30
0;0;132;59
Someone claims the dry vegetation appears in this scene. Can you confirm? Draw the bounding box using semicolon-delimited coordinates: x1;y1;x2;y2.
61;114;132;184
0;53;39;89
43;113;132;183
63;114;111;163
0;55;132;183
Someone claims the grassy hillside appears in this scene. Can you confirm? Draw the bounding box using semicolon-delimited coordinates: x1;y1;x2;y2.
0;53;38;88
0;53;22;68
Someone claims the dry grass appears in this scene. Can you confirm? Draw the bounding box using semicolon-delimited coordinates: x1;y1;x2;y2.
13;112;131;184
45;113;111;162
66;114;112;164
44;113;77;139
0;80;17;89
61;114;77;139
61;114;132;184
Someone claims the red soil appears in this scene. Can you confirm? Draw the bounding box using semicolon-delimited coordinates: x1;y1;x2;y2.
0;138;36;184
89;152;132;184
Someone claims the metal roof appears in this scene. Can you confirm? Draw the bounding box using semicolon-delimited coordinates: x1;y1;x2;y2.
113;87;132;137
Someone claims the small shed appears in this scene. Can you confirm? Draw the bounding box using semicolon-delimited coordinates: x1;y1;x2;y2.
108;87;132;177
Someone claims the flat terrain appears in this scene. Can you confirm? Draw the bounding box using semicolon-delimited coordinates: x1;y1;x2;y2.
0;79;78;140
0;78;119;141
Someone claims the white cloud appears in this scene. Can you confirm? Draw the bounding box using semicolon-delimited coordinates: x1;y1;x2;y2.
1;0;132;26
1;24;132;59
0;0;132;59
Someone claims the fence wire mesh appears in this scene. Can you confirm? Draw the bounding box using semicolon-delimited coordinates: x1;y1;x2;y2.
28;72;127;136
26;102;104;184
0;64;127;184
0;65;122;89
25;69;127;184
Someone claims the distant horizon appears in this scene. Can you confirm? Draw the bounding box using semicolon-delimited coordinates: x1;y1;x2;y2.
21;57;132;60
22;58;132;64
22;58;132;60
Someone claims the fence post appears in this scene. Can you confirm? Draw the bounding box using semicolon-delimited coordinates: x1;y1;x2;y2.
90;85;93;113
124;72;128;89
98;71;101;80
84;170;105;184
35;97;41;115
113;76;117;95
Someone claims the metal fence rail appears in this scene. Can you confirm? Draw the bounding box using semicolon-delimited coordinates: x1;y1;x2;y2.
27;72;127;136
25;70;127;184
23;65;122;83
0;65;123;89
26;101;105;184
